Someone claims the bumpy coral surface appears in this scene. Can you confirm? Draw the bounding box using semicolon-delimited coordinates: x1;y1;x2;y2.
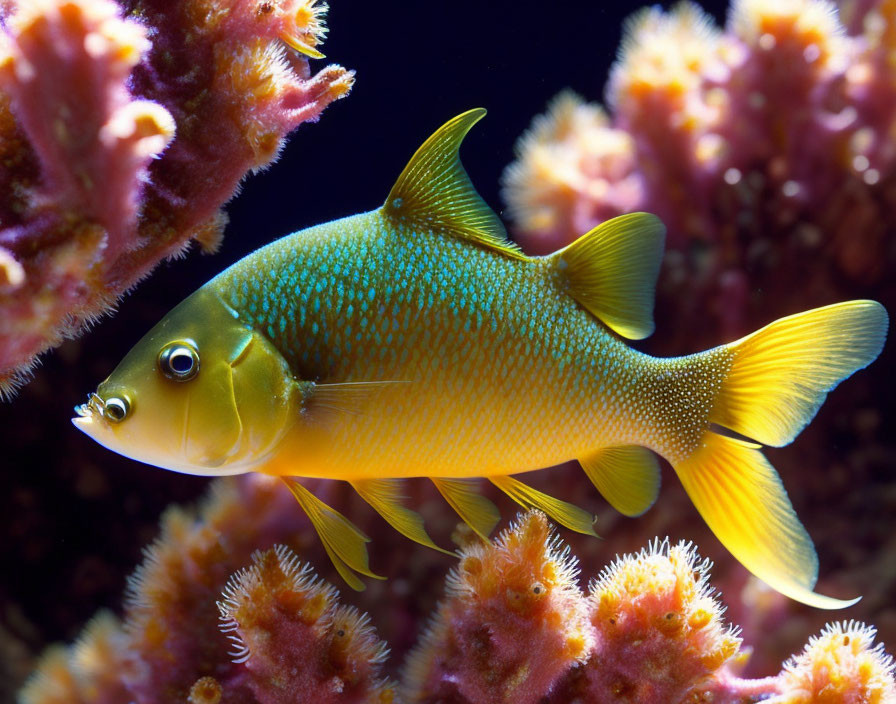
403;512;592;704
219;545;395;703
19;476;397;704
0;0;353;397
503;0;895;342
18;503;896;703
777;620;896;703
572;540;744;701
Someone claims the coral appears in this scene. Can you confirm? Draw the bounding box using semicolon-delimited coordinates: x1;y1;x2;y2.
219;545;394;703
18;504;896;703
502;0;896;343
569;540;744;701
18;612;129;704
0;0;353;397
18;475;397;704
117;475;310;703
777;621;896;703
402;511;592;704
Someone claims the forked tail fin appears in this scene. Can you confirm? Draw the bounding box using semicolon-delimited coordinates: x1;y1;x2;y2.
710;300;888;447
673;300;888;609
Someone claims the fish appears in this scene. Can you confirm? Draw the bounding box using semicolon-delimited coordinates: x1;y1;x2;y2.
73;109;889;605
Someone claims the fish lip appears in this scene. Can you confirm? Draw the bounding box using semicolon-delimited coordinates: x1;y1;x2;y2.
71;412;102;441
72;393;107;433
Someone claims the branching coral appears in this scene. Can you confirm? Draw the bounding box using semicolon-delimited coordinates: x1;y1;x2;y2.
22;492;894;704
403;511;592;703
0;0;353;397
218;545;395;703
502;0;896;342
19;476;397;704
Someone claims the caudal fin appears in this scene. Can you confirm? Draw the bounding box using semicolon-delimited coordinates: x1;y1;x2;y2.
674;300;887;609
711;300;888;447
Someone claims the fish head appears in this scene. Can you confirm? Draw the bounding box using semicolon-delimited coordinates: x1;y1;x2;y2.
73;287;299;475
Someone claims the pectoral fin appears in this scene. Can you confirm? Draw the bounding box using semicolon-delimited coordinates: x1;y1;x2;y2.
351;479;452;554
431;477;500;541
579;445;660;517
304;381;409;423
282;478;384;591
489;475;598;537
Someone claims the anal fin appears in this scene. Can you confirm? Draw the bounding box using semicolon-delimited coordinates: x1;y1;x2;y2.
579;445;660;517
282;478;385;591
351;479;452;555
431;477;500;541
489;475;598;537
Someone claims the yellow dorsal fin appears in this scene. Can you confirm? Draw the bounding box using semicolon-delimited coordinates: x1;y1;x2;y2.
552;212;665;339
282;478;385;591
673;433;859;609
351;479;453;555
579;445;660;517
383;109;525;259
489;475;598;537
431;477;500;541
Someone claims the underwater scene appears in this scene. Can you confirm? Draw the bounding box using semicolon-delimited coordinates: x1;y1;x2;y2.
1;0;895;701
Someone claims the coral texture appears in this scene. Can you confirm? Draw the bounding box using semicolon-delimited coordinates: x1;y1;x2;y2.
19;500;896;704
502;0;896;342
219;545;394;703
19;476;397;704
0;0;353;396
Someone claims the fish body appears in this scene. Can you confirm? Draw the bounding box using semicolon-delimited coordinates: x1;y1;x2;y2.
209;210;714;481
74;110;888;604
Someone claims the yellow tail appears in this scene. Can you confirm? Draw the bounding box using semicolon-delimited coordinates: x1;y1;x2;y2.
674;300;888;609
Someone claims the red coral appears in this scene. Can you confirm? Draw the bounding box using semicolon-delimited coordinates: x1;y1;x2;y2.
555;539;746;702
502;0;896;344
219;545;394;704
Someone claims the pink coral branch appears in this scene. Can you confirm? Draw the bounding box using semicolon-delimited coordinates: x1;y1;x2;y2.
0;0;353;397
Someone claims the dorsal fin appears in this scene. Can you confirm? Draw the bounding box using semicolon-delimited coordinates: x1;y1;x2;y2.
552;213;665;339
382;109;525;259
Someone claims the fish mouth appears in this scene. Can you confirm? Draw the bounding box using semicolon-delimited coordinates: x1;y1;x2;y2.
72;393;103;429
71;393;107;438
74;393;104;420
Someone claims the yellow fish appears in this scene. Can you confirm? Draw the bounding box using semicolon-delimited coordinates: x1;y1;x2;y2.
74;110;888;605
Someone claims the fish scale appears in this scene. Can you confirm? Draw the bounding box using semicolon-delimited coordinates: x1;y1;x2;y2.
215;210;701;479
74;109;888;604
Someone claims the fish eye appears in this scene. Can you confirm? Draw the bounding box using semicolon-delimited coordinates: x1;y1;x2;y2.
158;341;200;381
103;396;130;423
